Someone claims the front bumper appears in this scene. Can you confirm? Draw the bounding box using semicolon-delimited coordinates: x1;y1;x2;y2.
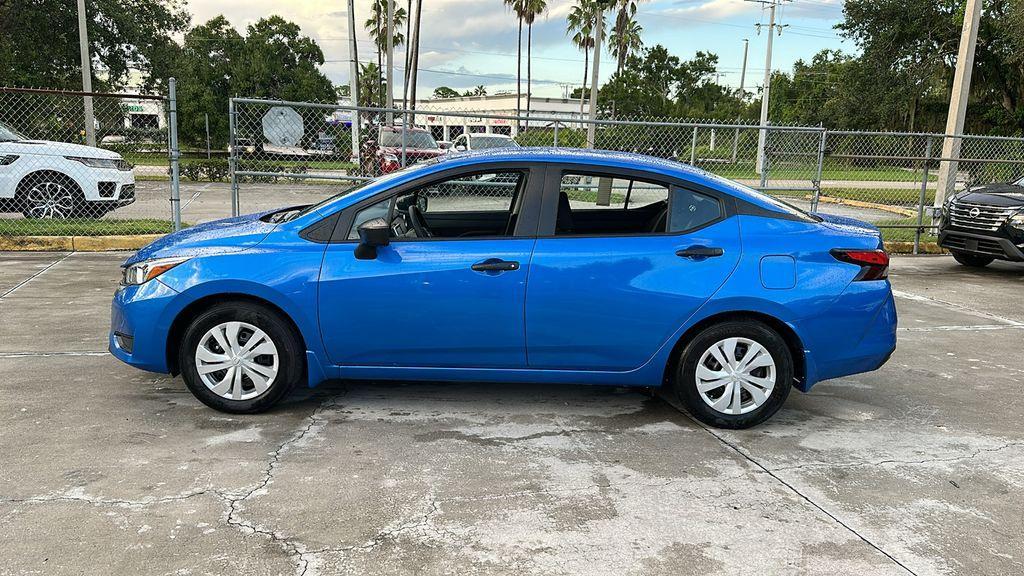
938;228;1024;262
109;279;178;373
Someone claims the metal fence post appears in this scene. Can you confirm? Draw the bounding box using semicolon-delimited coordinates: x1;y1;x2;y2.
553;122;559;147
759;127;771;191
689;126;698;165
810;129;827;212
228;98;239;217
401;108;408;168
167;78;181;231
914;137;934;255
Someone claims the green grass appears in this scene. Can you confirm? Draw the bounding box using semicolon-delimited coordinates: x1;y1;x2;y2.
819;187;934;207
124;152;357;171
703;160;936;183
1;218;175;236
875;216;938;243
564;189;627;204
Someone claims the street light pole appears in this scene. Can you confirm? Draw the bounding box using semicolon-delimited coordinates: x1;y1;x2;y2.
76;0;96;147
586;8;603;149
934;0;984;208
755;1;777;175
348;0;361;162
385;0;395;124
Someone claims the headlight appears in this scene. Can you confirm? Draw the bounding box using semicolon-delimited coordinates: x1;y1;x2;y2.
382;153;399;163
66;156;132;171
121;257;189;286
1009;211;1024;230
0;154;18;166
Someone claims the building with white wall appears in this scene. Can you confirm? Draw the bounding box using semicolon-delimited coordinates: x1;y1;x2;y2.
408;94;590;141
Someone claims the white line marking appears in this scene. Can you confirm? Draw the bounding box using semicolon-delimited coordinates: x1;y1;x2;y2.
899;325;1024;332
892;289;1024;327
0;252;75;300
0;351;109;358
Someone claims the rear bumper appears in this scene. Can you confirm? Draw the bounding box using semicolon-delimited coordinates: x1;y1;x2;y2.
800;287;897;391
938;229;1024;262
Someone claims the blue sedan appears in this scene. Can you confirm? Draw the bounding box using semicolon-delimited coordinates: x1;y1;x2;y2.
110;148;896;428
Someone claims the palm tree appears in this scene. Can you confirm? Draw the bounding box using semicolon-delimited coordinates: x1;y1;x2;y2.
567;1;606;120
503;0;528;125
523;0;547;127
611;1;644;75
364;0;407;107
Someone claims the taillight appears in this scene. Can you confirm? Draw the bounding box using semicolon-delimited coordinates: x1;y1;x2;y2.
830;249;889;281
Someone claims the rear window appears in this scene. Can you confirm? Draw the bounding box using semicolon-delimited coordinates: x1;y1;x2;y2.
702;172;819;222
380;130;438;149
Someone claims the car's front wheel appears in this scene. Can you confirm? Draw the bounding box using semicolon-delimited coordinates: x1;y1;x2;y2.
18;172;85;219
951;251;994;268
179;302;304;413
671;320;793;429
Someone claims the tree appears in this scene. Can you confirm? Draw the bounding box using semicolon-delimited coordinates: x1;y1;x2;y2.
463;85;487;97
358;63;387;108
611;0;645;75
365;0;407;108
433;86;461;99
523;0;547;123
0;0;188;91
567;1;606;118
504;0;528;121
174;15;335;147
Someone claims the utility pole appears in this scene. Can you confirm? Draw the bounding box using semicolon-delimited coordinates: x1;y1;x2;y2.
732;38;750;164
750;0;787;175
934;0;984;208
76;0;95;147
586;8;603;149
738;38;749;96
347;0;361;162
385;0;395;123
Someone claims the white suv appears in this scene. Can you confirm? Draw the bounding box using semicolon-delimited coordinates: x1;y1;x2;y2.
0;122;136;219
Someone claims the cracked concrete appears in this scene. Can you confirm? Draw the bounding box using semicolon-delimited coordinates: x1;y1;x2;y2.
1;252;1022;575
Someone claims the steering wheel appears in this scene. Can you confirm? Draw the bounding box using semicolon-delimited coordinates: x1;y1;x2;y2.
407;205;433;238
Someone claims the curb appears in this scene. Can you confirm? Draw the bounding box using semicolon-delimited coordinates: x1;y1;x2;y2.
812;195;918;218
0;234;163;251
885;241;946;255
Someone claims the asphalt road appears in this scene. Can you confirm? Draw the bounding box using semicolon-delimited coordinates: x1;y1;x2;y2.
1;253;1022;575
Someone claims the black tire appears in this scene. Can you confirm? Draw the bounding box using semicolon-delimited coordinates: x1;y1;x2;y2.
952;251;994;268
670;320;793;429
179;302;304;414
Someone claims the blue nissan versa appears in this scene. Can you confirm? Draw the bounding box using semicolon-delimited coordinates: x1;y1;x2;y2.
110;148;896;428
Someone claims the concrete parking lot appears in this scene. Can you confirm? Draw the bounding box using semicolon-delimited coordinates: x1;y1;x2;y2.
0;252;1022;576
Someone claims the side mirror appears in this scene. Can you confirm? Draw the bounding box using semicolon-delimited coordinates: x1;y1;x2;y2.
454;144;467;151
437;141;451;150
354;217;390;260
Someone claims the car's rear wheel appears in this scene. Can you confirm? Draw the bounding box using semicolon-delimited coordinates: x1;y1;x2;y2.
951;251;994;268
671;320;793;429
18;172;84;219
179;302;304;413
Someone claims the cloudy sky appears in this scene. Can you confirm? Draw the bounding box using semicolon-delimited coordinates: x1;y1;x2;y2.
187;0;850;99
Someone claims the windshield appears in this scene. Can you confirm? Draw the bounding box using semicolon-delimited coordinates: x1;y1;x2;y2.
0;122;25;142
283;160;437;221
379;129;437;149
470;135;519;149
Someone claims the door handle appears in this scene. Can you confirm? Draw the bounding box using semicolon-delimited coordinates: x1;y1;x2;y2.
676;246;724;259
471;259;520;272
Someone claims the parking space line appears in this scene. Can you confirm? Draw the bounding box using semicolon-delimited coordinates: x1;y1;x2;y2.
0;351;109;358
0;252;75;301
892;289;1024;327
899;324;1024;332
690;417;919;576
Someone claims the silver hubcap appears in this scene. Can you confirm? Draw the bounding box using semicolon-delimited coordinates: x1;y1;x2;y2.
696;337;776;415
195;321;279;401
26;181;75;219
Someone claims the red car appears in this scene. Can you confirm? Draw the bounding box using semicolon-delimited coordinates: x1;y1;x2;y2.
361;126;445;175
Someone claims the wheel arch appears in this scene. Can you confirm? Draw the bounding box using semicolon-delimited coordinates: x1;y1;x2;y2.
16;168;84;196
661;310;807;391
165;292;308;376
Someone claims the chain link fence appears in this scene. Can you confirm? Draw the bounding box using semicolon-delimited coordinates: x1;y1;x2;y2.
0;85;183;238
4;88;1024;253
